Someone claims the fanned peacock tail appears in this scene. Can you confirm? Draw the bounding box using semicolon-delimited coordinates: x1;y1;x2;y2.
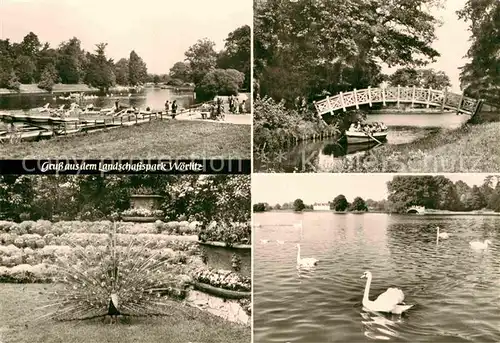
31;222;191;322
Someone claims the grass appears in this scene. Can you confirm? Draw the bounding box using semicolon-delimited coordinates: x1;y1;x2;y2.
0;283;250;343
331;121;500;172
0;120;251;159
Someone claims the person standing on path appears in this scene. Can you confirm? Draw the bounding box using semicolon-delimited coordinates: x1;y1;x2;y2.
165;100;170;115
171;100;178;119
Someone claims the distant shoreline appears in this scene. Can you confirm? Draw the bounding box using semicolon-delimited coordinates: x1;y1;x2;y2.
256;209;500;216
0;83;150;96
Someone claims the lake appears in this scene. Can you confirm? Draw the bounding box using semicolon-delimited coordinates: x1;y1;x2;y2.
0;87;195;112
254;112;470;172
254;211;500;343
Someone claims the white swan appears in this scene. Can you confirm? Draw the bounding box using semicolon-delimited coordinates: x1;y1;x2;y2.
296;243;318;267
276;240;285;245
469;239;492;250
361;271;414;314
260;239;269;244
436;226;450;241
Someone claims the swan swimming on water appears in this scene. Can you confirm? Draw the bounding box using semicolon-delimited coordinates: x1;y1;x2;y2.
469;239;492;250
276;240;285;245
296;243;318;267
361;271;414;314
436;226;450;241
260;239;269;244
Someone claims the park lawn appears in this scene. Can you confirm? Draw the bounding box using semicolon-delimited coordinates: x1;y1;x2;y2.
332;121;500;172
0;284;250;343
0;120;251;159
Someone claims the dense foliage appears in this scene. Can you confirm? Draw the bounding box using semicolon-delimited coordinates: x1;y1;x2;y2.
0;176;251;232
387;175;500;213
166;25;250;99
458;0;500;104
0;33;148;91
254;0;441;104
253;96;341;151
253;175;500;214
388;68;452;89
193;268;251;292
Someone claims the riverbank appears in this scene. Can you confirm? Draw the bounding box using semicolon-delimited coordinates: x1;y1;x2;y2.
0;84;141;95
0;120;251;159
331;120;500;172
255;209;500;215
0;283;250;343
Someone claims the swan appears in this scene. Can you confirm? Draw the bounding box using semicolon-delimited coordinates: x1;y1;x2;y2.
436;226;450;241
469;239;491;250
296;243;318;267
276;240;285;245
361;271;414;314
260;239;269;244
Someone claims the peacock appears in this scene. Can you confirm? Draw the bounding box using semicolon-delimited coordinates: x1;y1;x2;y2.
30;222;193;324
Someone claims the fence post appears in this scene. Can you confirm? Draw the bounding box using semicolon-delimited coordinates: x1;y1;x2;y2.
427;87;432;108
411;85;416;107
397;85;401;108
339;92;346;111
353;89;359;109
367;86;372;107
441;87;448;111
457;93;464;114
382;86;386;106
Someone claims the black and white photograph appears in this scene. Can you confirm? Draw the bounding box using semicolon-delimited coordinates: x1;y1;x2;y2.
0;174;251;343
253;0;500;173
0;0;251;159
253;173;500;342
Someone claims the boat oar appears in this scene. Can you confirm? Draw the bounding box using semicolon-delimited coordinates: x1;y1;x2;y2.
364;130;383;145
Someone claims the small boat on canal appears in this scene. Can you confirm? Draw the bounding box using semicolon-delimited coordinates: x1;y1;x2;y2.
345;121;388;144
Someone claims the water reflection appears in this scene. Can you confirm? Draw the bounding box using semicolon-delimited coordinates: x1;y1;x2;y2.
255;112;470;172
254;212;500;343
0;87;195;112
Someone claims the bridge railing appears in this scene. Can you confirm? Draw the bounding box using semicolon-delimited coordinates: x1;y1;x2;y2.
314;86;482;116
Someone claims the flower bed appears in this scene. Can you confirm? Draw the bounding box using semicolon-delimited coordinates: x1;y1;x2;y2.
198;222;251;246
193;268;251;293
0;220;200;236
121;208;164;217
198;240;251;277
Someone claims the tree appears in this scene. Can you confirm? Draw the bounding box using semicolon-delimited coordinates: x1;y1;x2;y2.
169;61;191;83
255;0;441;103
184;38;217;85
0;55;16;89
293;198;305;212
128;51;148;85
14;55;36;83
349;197;368;212
57;38;85;84
217;25;251;89
114;58;129;85
253;203;267;212
37;43;59;82
38;63;59;91
84;43;116;92
332;194;349;212
389;68;451;89
19;32;41;58
195;68;245;101
458;0;500;104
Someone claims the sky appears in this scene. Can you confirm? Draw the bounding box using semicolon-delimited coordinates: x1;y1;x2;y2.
252;174;494;205
383;0;471;92
0;0;252;74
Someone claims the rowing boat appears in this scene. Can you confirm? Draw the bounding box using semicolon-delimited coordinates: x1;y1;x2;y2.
345;130;388;144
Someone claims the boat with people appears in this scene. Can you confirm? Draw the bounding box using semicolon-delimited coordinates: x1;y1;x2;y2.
345;121;388;144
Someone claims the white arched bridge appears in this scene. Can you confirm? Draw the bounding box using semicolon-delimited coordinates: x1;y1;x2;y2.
407;206;426;214
314;86;483;116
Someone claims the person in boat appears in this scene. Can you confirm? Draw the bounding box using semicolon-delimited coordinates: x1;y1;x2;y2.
171;100;177;119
